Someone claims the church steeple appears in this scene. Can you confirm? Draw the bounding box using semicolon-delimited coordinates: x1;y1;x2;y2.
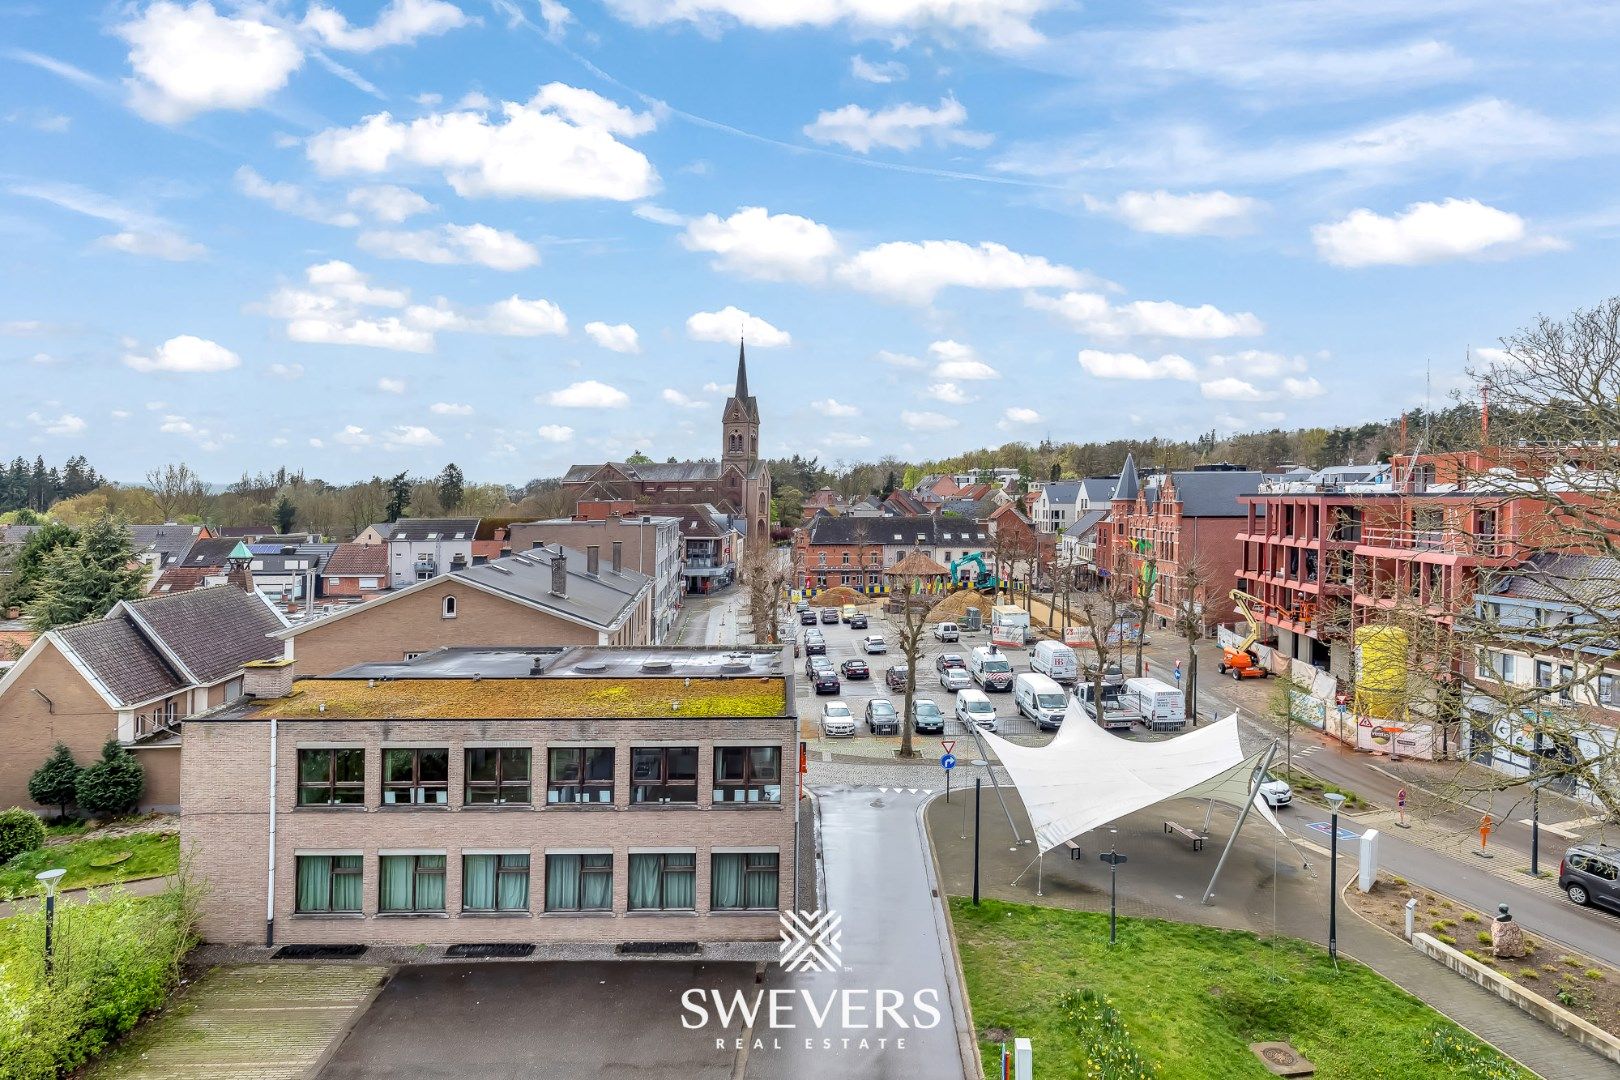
735;338;749;400
722;340;760;466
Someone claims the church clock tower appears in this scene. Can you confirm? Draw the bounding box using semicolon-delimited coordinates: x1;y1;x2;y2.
721;340;760;467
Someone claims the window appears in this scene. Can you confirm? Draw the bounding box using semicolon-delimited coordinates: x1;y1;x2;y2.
464;747;532;805
1600;673;1616;708
462;853;530;912
713;747;781;804
631;746;698;803
545;853;613;911
711;852;779;911
841;552;851;565
816;554;826;567
295;854;362;913
297;749;364;806
378;853;446;912
1535;660;1554;690
442;595;457;619
382;748;449;805
1560;665;1575;704
547;747;615;804
628;852;696;910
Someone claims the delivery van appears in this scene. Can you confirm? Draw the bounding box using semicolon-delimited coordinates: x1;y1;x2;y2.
1122;677;1186;731
840;604;859;624
968;645;1015;692
1029;640;1079;684
1014;672;1068;730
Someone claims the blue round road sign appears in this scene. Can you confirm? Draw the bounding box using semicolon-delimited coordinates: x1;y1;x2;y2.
940;753;957;770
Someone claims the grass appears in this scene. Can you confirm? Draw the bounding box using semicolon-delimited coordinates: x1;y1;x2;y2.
951;898;1532;1080
0;832;178;901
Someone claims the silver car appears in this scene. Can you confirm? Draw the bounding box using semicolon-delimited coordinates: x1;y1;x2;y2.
821;701;857;738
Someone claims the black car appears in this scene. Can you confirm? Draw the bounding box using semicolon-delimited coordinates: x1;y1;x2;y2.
1560;845;1620;911
840;659;871;680
911;699;945;734
810;667;840;694
800;609;818;625
885;664;909;691
848;613;868;629
820;608;840;624
865;698;900;735
804;634;826;656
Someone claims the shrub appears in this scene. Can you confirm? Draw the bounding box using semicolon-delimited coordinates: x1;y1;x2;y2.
1585;968;1604;980
1477;932;1493;946
74;740;144;817
1518;969;1540;980
1429;1029;1528;1080
1461;912;1480;923
27;743;81;819
0;807;46;863
1436;934;1457;946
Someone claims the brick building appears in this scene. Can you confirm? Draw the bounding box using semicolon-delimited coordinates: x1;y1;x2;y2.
508;511;682;641
318;543;391;601
791;516;989;591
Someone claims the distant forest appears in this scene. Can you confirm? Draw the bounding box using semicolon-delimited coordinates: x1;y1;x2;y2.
0;456;103;515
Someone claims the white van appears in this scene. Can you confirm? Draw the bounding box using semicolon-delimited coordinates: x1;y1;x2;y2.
955;688;998;732
1029;640;1079;684
1014;673;1068;731
1122;677;1186;731
968;645;1015;692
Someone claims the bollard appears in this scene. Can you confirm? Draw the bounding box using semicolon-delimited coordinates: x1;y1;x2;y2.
1358;829;1380;893
1404;897;1418;941
1014;1037;1032;1080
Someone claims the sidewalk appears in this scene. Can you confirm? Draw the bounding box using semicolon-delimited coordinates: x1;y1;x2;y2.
0;874;172;918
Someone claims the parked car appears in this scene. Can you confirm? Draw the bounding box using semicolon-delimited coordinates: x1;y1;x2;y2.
821;700;856;737
911;699;945;735
805;655;832;677
861;634;888;654
937;653;971;691
885;664;909;691
848;612;869;629
821;608;840;624
933;622;960;642
1083;661;1125;688
1560;845;1620;911
804;633;826;656
796;599;811;613
840;604;859;623
1013;672;1068;730
955;688;998;732
968;645;1015;692
1258;773;1293;808
807;660;839;694
864;698;900;735
800;609;819;625
840;658;871;680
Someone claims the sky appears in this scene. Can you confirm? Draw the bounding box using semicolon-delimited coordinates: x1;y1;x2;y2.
5;0;1620;484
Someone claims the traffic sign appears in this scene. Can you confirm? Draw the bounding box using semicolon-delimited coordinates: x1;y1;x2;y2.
1173;668;1182;682
941;740;956;754
940;753;957;771
1098;851;1128;865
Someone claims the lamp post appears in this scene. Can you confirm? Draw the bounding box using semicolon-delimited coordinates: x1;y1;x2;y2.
1530;781;1541;877
1324;793;1346;964
1098;829;1127;946
36;868;66;978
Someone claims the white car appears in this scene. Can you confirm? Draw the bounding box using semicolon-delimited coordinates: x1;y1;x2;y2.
955;688;998;733
821;700;857;738
861;634;888;654
1258;773;1293;808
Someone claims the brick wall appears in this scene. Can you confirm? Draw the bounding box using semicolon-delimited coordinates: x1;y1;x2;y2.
0;642;120;811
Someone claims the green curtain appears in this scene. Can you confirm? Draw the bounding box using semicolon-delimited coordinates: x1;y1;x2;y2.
628;854;660;910
498;855;530;911
296;856;330;912
580;855;611;910
463;854;497;911
332;855;362;911
379;855;412;912
745;855;779;910
711;854;744;910
415;855;445;911
664;854;696;910
547;855;581;911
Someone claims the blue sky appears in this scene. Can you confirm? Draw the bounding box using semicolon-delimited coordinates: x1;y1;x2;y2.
5;0;1619;483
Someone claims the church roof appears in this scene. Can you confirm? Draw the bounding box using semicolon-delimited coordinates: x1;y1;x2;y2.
726;340;760;422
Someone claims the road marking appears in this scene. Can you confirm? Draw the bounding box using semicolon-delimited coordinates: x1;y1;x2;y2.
1520;818;1583;840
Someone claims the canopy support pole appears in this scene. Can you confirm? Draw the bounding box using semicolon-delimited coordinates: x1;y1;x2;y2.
1202;740;1278;906
1201;798;1216;835
967;725;1027;846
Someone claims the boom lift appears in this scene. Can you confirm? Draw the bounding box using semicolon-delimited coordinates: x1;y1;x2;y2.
1221;589;1315;680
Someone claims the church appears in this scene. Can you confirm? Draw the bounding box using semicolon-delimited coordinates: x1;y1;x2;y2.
559;343;773;544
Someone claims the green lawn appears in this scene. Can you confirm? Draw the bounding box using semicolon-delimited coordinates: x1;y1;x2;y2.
0;832;178;901
951;898;1530;1080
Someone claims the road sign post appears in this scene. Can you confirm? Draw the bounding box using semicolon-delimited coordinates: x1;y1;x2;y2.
941;750;956;802
1098;848;1127;944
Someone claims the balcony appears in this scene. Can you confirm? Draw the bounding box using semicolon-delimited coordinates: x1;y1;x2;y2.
1356;527;1511;557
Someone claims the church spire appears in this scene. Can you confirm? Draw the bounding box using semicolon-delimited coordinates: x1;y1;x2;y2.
735;338;749;400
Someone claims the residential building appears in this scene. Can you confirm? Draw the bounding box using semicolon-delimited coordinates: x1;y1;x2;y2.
129;524;213;587
181;645;797;956
1056;509;1110;585
385;518;480;588
152;539;335;607
280;547;654;676
882;490;930;516
792;515;989;591
627;502;741;594
0;579;286;813
508;511;682;642
319;543;392;602
802;488;843;514
354;522;395;546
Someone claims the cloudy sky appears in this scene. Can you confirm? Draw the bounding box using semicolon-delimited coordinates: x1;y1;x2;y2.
5;1;1618;482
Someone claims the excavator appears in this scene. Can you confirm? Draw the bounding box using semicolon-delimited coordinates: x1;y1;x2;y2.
948;552;1000;593
1221;589;1316;680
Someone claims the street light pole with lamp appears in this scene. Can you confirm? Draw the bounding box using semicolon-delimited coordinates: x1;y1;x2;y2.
36;868;66;978
1324;792;1346;965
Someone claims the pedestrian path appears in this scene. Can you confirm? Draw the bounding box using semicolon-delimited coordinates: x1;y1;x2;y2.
0;874;172;919
1356;808;1563;898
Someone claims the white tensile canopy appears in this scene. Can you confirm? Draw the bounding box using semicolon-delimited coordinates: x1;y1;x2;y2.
975;702;1285;854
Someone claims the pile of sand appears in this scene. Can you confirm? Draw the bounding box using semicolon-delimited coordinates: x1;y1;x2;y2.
925;589;994;624
810;586;866;608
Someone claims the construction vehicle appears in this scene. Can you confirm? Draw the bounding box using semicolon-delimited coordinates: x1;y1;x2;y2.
1221;589;1315;681
948;552;1000;593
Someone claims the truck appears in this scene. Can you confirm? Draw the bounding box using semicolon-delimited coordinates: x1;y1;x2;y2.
1122;677;1186;731
989;604;1030;648
1075;682;1133;730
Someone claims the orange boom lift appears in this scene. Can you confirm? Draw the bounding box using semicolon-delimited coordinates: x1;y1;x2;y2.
1220;589;1315;681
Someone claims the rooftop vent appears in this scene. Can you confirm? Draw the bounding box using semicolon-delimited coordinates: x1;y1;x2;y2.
550;547;567;597
611;541;623;575
640;658;673;673
721;660;751;674
586;545;600;577
573;660;608;674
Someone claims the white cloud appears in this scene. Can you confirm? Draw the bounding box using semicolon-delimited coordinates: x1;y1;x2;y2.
260;262;433;352
823;432;872;448
309;437;325;448
928;340;999;380
681;206;839;282
662;388;707;409
9;180;207;260
303;0;470;52
1086;190;1261;236
1201;377;1276;401
536;423;575;442
1077;349;1196;381
1204;350;1305;378
804;97;989;154
158;413;227;451
334;424;372;446
900;410;958;431
1027;291;1263;339
235;166;359;226
306;259;409;306
346;184;435;222
538;0;574;38
686;306;791;348
430;401;474;415
1282;376;1326;398
632;203;685;226
359;223;540;270
99;230;207;261
383;424;443;449
1473;346;1512;365
268;362;304;379
483;295;568;336
813;398;861;417
110;410;131;419
28;411;85;436
307;83;659;201
116;1;304;123
924;382;975;404
124;334;241;374
1000;406;1040;426
599;0;1057;50
839;240;1087;304
851;55;907;83
543;380;629;408
1312;198;1536;267
876;350;924;368
378;376;407;394
584;321;640;353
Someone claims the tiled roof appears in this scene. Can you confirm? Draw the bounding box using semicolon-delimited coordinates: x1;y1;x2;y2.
152;566;215;593
1063;508;1109;538
388;518;479;542
1491;554;1620;609
1154;470;1266;516
806;515;989;546
128;525;206;568
1040;481;1084;505
455;548;650;631
321;543;389;577
1080;477;1118;504
0;525;43;545
124;586;287;684
179;538;241;567
56;618;185;706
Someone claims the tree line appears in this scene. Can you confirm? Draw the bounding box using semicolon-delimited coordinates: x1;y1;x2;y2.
0;455;103;516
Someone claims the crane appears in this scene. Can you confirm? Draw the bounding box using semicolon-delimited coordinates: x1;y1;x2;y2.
1221;589;1315;680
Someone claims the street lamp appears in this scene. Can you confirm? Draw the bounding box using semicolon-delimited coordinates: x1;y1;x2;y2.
36;868;66;978
1324;793;1346;965
1098;829;1127;946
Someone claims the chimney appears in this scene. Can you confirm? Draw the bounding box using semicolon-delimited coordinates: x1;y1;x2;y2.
550;546;567;597
610;541;623;574
586;545;600;576
242;658;296;699
227;558;254;594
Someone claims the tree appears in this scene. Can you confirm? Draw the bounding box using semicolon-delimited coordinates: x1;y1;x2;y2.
384;472;412;522
75;738;145;817
0;808;45;863
1;519;77;609
1073;578;1131;725
437;463;466;512
272;492;298;534
26;515;145;631
28;743;82;819
145;462;209;521
742;539;792;650
887;564;940;759
1169;554;1213;723
626;450;654;465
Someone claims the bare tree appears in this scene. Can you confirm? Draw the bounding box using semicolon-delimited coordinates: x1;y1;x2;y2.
886;564;940;759
1170;554;1213;722
1072;577;1132;724
145;462;209;521
743;540;793;647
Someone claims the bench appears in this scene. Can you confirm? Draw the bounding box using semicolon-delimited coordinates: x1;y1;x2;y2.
1163;821;1206;852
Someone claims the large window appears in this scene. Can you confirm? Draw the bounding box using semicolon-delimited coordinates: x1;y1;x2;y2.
628;852;696;910
297;749;364;806
295;854;362;913
382;748;449;805
545;853;613;911
465;747;531;805
1560;665;1575;704
378;854;446;912
548;747;615;804
711;852;779;911
713;747;781;804
631;747;698;804
1535;660;1554;690
462;853;530;912
1600;672;1616;708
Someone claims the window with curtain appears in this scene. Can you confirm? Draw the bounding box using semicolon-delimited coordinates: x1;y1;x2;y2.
713;747;781;804
627;852;696;910
297;749;364;806
294;854;362;913
382;748;449;805
545;854;613;911
711;853;779;911
462;853;530;912
378;854;446;912
547;747;615;804
464;747;531;804
630;747;698;803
